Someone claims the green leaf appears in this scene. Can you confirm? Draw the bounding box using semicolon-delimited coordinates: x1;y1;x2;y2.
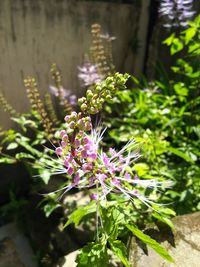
15;133;42;157
163;33;175;46
76;241;108;267
132;163;149;176
170;38;184;55
152;213;174;230
152;206;176;217
112;206;126;225
126;224;175;263
109;240;130;267
174;83;188;97
64;201;96;228
168;147;194;163
43;202;60;217
184;27;196;44
6;142;18;150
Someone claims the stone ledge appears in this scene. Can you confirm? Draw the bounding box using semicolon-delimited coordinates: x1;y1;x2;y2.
129;212;200;267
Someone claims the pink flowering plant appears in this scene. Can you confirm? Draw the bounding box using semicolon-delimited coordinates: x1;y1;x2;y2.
42;73;174;266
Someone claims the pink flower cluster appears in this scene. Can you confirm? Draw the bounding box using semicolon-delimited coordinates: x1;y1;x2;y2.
51;119;171;207
56;129;97;176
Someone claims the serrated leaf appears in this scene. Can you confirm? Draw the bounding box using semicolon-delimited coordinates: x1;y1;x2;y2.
64;201;96;228
76;241;108;267
126;224;175;263
109;240;130;267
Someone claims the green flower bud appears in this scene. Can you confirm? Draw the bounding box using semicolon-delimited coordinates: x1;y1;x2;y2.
86;90;93;99
95;85;101;92
90;107;96;114
77;119;85;130
78;97;86;105
106;95;112;101
93;94;98;99
81;103;87;111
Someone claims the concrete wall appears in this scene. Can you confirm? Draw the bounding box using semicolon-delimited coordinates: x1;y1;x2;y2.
0;0;150;129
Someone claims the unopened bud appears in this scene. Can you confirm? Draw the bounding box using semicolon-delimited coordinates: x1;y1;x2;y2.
86;90;93;99
81;103;87;111
64;115;70;122
69;121;76;129
71;111;77;120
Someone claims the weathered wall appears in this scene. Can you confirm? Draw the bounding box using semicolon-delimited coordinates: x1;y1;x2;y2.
0;0;149;129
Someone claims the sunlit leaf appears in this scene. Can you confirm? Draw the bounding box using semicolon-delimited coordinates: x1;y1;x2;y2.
126;224;175;263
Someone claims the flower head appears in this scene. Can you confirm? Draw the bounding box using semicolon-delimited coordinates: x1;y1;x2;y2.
46;124;170;208
159;0;195;28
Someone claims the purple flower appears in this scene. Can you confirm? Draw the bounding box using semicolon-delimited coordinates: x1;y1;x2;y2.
69;95;77;106
49;85;77;106
159;0;195;28
78;63;102;86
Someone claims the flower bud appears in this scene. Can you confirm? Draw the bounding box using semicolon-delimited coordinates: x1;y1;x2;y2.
82;162;93;171
86;90;93;99
64;159;69;167
61;141;67;148
55;147;62;156
69;121;76;129
71;111;77;120
74;139;81;148
85;121;92;131
73;174;80;185
62;134;68;142
64;115;70;122
83;136;90;144
77;119;85;130
60;130;66;138
67;166;74;176
81;103;87;111
78;97;86;105
81;150;87;158
106;95;112;101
